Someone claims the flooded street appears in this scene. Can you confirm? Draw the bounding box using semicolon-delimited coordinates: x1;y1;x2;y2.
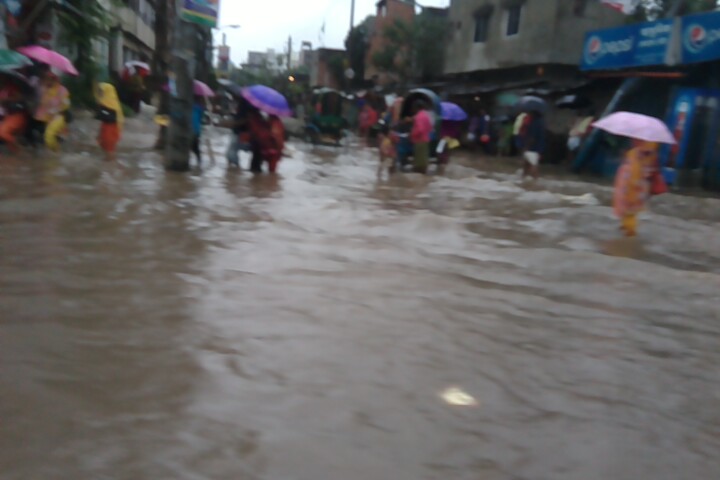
1;117;720;480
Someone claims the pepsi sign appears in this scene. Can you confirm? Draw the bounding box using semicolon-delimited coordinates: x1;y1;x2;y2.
682;12;720;63
584;35;634;66
581;19;673;71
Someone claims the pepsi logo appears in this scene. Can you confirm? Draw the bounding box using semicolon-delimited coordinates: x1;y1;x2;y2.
684;23;720;54
584;35;633;65
585;36;602;61
688;25;707;50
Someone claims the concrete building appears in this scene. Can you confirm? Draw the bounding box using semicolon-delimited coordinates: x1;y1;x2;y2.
365;0;416;85
299;41;313;68
443;0;625;94
243;48;287;75
10;0;156;75
108;0;157;71
308;47;345;89
445;0;624;73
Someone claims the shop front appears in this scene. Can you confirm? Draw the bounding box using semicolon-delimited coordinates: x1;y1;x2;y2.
574;10;720;192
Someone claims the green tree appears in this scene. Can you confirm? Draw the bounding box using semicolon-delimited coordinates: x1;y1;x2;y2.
58;0;116;106
58;0;114;71
638;0;719;19
372;18;413;84
414;12;451;81
344;15;375;87
371;13;450;85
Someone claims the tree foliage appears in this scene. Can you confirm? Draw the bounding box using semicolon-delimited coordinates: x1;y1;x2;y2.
638;0;720;19
344;15;375;88
371;12;450;85
57;0;117;106
58;0;114;69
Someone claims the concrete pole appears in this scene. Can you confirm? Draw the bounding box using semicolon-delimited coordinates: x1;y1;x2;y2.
287;36;292;71
350;0;355;31
165;1;196;171
666;0;687;17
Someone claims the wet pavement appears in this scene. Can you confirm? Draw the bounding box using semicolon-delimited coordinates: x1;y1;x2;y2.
1;116;720;480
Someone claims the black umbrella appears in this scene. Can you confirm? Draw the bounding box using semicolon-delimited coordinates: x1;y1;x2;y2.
556;94;591;110
515;95;547;113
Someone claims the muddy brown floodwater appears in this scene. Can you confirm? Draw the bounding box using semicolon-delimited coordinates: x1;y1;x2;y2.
1;116;720;480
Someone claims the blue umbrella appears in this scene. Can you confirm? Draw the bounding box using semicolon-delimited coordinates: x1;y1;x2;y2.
241;85;292;117
440;101;468;121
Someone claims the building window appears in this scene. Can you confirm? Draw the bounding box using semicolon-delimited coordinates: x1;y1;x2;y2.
506;6;522;37
573;0;588;16
474;15;490;43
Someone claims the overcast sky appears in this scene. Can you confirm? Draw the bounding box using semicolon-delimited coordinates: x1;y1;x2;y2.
216;0;450;65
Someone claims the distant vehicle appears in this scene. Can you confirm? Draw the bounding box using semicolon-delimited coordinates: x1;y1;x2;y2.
305;87;348;146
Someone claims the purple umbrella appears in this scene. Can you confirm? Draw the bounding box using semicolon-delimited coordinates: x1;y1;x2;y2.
241;85;292;117
441;102;468;121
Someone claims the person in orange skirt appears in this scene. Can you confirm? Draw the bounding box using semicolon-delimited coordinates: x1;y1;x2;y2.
0;85;29;153
95;83;123;161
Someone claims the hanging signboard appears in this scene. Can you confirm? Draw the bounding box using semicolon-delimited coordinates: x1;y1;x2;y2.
580;19;674;70
181;0;220;28
681;11;720;64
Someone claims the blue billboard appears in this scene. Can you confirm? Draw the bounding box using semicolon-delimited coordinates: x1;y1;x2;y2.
581;19;674;70
681;11;720;64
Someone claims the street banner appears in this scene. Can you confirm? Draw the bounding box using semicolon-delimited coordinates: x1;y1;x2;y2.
681;11;720;64
581;19;674;70
598;0;640;15
181;0;220;28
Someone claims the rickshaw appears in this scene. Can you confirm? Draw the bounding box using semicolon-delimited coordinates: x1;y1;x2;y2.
305;87;348;145
394;88;443;170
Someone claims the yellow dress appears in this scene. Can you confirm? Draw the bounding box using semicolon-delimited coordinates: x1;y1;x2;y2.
36;83;71;151
613;141;658;236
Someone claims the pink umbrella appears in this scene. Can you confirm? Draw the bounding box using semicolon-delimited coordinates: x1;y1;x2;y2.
592;112;676;144
193;80;214;97
17;45;78;76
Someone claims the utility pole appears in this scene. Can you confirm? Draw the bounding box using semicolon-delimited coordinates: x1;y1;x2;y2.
667;0;686;16
166;1;197;171
350;0;355;32
287;36;292;71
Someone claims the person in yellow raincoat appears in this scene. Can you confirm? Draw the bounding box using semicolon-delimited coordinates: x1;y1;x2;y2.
613;140;659;237
95;83;124;161
34;71;71;151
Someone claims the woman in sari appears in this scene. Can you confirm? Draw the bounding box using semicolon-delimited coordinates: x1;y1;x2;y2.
613;140;661;237
95;83;124;161
35;72;70;151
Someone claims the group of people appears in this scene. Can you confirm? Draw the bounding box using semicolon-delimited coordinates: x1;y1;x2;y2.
0;69;70;152
223;96;285;173
0;67;124;160
376;99;437;178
